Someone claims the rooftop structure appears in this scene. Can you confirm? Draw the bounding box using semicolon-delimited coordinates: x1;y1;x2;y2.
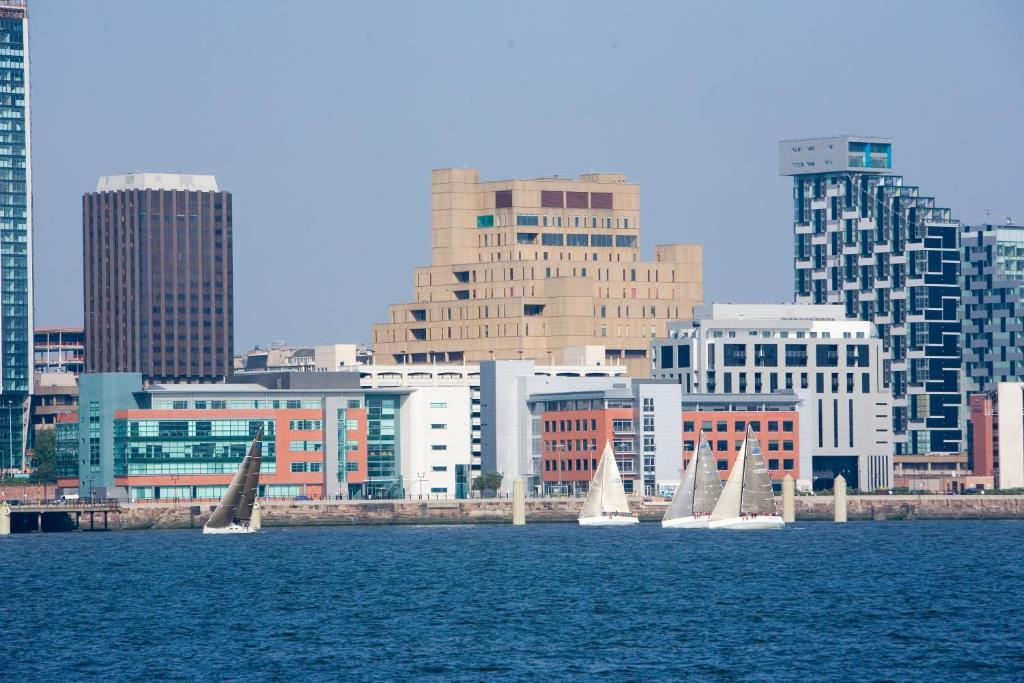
779;135;893;176
95;172;220;193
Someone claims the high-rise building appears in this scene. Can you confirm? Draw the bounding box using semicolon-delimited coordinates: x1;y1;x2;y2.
372;168;703;376
0;1;32;470
651;304;894;490
961;223;1024;396
34;327;85;375
83;173;233;384
780;136;961;457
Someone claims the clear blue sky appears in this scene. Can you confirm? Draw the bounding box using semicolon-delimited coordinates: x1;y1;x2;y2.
30;0;1024;350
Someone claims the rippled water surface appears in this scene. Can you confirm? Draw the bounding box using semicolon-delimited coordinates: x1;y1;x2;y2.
3;521;1023;681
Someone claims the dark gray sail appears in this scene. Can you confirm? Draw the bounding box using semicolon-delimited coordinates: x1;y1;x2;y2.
664;431;721;520
237;430;263;523
206;426;264;529
738;429;777;516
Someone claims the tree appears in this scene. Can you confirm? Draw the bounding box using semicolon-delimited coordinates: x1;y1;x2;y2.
29;428;57;485
471;471;503;497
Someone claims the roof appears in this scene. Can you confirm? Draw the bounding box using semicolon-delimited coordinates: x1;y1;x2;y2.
95;173;220;193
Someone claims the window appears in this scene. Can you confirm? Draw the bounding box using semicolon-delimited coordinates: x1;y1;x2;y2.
290;462;307;473
683;421;695;432
516;214;539;226
724;344;747;366
783;440;794;451
430;402;447;408
717;459;728;471
430;487;448;493
734;420;745;431
767;420;778;432
591;234;612;247
862;374;871;393
783;459;794;470
476;215;494;228
716;421;728;432
816;344;839;367
754;344;778;367
749;421;761;432
783;420;794;432
701;421;712;431
289;419;321;431
615;235;636;248
541;233;564;246
431;444;448;451
768;441;779;451
768;459;779;470
717;440;728;451
289;440;323;452
431;424;447;430
567;233;588;246
431;465;447;472
785;344;808;367
643;397;654;412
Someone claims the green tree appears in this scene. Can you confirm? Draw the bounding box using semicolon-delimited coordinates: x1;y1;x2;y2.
29;429;57;485
471;471;503;496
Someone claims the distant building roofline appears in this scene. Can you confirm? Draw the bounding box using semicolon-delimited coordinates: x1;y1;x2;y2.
95;172;220;193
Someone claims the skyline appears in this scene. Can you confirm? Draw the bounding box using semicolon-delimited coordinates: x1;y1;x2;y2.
30;0;1024;350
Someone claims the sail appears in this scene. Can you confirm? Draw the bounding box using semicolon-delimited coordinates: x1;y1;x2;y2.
739;430;778;516
663;433;703;521
692;434;724;515
205;427;264;529
600;445;631;514
710;437;745;521
579;446;606;520
237;429;263;523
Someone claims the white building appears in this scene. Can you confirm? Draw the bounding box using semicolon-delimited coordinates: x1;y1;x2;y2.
652;304;894;490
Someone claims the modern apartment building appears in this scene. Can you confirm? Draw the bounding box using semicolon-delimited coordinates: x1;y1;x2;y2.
83;173;233;384
0;1;32;470
34;327;85;375
961;223;1024;460
652;304;893;490
372;168;703;376
781;136;961;457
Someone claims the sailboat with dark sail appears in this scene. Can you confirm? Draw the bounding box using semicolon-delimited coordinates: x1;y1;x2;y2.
578;442;639;526
203;426;264;534
708;427;784;530
662;431;723;528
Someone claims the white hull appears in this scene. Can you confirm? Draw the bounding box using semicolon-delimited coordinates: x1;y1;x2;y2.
202;523;257;535
578;515;639;526
661;515;710;529
708;515;785;531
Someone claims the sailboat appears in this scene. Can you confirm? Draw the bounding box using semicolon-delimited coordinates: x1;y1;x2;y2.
203;426;264;534
662;431;723;528
708;427;785;530
578;442;639;526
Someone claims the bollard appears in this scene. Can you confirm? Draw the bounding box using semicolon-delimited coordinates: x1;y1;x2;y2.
0;503;10;536
512;478;526;526
834;474;848;523
250;502;262;531
782;475;795;523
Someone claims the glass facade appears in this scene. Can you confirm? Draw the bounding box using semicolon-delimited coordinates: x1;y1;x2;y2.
55;418;79;478
791;168;961;455
113;417;276;476
365;394;401;497
0;4;30;469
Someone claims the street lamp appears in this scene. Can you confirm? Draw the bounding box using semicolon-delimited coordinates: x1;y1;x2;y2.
415;472;426;499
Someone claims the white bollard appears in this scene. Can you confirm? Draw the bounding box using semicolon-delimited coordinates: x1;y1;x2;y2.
834;474;848;523
782;475;795;523
512;478;526;526
0;503;9;535
249;501;262;531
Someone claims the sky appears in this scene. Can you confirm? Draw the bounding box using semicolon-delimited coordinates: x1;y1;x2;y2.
29;0;1024;350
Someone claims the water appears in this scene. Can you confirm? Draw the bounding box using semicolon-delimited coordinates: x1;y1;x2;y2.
3;521;1023;681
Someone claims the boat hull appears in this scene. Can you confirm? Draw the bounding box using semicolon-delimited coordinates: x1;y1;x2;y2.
661;515;710;529
578;515;639;526
202;523;257;534
708;515;785;530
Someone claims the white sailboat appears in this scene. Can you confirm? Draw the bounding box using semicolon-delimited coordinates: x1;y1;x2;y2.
203;426;264;534
662;431;723;529
578;442;639;526
708;427;785;530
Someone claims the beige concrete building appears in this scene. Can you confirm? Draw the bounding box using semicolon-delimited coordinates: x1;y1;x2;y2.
372;168;703;376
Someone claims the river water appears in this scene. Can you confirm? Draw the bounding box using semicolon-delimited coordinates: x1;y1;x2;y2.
3;521;1023;681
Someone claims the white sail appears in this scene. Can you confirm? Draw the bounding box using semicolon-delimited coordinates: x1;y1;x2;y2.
710;436;745;521
579;451;606;520
692;434;723;515
600;447;631;515
663;435;702;522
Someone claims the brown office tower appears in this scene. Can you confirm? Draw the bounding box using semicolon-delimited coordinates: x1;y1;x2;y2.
83;173;233;383
372;168;703;376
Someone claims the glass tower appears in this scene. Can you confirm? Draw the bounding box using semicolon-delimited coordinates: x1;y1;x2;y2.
0;1;31;471
781;137;962;457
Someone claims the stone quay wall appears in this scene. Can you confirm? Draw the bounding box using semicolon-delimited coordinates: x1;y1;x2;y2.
110;495;1024;531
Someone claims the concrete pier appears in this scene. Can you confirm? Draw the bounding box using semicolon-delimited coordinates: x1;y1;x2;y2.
834;475;848;523
512;479;526;525
782;475;795;523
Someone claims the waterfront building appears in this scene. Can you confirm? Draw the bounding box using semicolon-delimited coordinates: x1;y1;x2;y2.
371;168;703;376
29;372;77;431
34;327;85;375
75;371;474;500
960;223;1024;462
970;384;1024;489
83;173;233;384
652;304;893;490
780;136;962;458
54;412;79;493
0;1;33;471
233;343;367;374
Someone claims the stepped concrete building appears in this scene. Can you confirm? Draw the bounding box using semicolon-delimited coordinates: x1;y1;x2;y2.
372;168;703;376
780;136;962;458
